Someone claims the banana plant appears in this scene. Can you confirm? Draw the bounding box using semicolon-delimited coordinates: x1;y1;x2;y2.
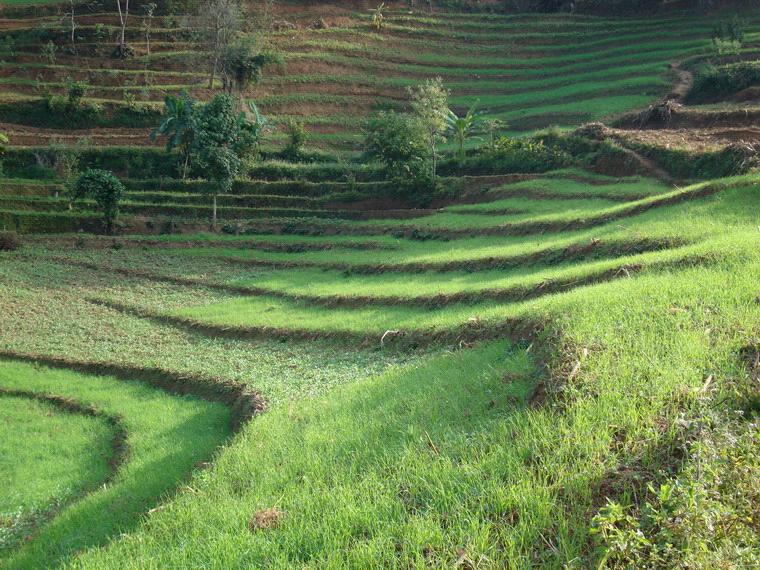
446;101;481;161
151;92;196;178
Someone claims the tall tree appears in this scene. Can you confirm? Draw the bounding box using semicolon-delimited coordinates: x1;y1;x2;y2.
70;169;124;235
141;2;157;57
197;0;243;89
407;77;449;183
63;0;77;55
191;94;258;227
219;37;281;109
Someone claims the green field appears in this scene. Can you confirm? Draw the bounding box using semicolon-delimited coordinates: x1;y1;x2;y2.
1;0;759;568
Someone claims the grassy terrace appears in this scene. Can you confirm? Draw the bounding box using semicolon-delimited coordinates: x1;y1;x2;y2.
1;168;758;566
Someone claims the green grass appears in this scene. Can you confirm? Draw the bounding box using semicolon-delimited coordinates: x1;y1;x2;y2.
1;170;758;567
38;205;760;566
0;361;231;569
0;394;113;548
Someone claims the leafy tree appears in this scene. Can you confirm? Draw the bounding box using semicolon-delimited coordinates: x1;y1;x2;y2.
65;76;87;107
446;101;480;161
712;15;745;56
482;118;506;151
141;2;157;57
151;92;197;179
363;110;434;199
239;100;270;158
41;40;57;64
364;111;426;177
219;37;282;109
70;169;124;234
197;0;243;89
191;94;257;226
407;77;449;182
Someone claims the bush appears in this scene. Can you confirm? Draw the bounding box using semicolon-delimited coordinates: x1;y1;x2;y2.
0;231;21;251
0;100;158;130
687;62;760;103
283;119;309;160
71;169;125;234
445;136;571;175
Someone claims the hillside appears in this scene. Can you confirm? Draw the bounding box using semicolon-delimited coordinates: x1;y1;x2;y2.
1;1;759;569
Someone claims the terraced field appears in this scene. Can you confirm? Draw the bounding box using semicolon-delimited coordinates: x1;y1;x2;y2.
2;3;760;231
2;0;760;568
3;164;759;566
2;9;757;144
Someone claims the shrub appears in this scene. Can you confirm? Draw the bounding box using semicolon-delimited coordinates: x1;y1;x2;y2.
687;62;760;103
283;119;308;160
0;231;21;251
711;15;745;56
65;77;88;107
591;422;759;568
446;136;570;175
70;169;124;234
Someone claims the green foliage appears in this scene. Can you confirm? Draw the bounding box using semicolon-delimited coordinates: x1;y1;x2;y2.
591;422;759;569
193;95;242;195
70;168;125;234
687;62;760;103
448;135;570;175
47;137;88;190
408;77;450;180
363;110;437;201
363;110;427;179
151;92;196;178
40;40;56;64
64;76;87;107
190;93;262;224
283;118;309;160
371;2;385;30
446;101;481;161
220;38;282;98
482;118;507;151
711;15;745;55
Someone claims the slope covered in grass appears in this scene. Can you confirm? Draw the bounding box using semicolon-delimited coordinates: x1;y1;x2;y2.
0;361;231;569
0;394;113;551
0;170;753;568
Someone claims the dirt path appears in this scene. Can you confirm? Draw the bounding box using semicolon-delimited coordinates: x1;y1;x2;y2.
667;61;694;102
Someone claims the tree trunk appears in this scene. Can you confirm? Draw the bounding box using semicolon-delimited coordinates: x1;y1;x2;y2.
182;151;190;179
208;25;220;89
116;0;129;49
212;194;218;228
430;135;437;183
69;0;76;54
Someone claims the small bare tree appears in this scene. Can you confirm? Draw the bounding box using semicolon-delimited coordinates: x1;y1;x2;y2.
114;0;131;58
61;0;77;55
197;0;243;89
141;2;157;57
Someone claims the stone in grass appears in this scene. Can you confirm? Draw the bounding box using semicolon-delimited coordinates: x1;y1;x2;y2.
248;508;284;532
